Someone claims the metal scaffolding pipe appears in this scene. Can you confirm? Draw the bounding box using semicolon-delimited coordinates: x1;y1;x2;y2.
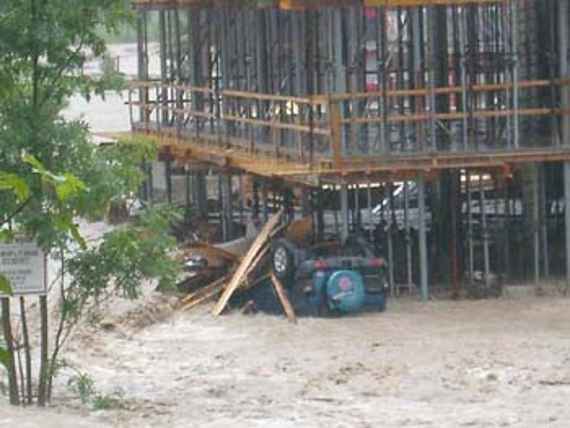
466;170;474;281
404;181;413;293
532;166;540;285
559;0;570;281
480;174;490;287
387;183;395;296
418;174;429;301
340;182;349;242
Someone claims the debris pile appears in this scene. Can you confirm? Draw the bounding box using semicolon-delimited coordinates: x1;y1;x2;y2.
177;208;296;321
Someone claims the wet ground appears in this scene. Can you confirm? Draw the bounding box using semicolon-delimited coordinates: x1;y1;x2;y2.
3;293;570;428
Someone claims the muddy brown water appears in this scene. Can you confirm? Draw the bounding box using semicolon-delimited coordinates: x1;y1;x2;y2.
3;295;570;427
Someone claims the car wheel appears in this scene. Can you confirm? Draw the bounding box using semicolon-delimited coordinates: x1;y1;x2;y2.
272;240;295;287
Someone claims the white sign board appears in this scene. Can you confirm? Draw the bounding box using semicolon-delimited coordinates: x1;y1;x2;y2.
0;242;46;296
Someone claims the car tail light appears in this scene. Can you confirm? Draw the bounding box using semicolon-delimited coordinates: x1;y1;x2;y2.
314;260;328;270
369;258;385;268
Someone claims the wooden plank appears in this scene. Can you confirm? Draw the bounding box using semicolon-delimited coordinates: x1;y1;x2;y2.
270;273;297;324
222;113;330;136
212;208;284;316
342;107;565;125
223;89;316;105
188;242;239;262
180;285;224;311
179;274;231;306
329;79;570;101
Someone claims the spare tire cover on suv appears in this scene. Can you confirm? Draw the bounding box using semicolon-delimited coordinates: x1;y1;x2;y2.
326;270;366;313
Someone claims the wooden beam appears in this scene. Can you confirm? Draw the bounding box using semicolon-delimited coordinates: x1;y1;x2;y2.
212;209;284;316
270;273;297;323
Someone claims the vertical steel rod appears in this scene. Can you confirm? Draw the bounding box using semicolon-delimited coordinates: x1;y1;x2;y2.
418;175;429;301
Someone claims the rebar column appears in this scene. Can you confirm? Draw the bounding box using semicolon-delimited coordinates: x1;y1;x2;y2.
158;10;168;124
136;12;148;124
418;175;429;301
411;8;424;152
511;0;520;149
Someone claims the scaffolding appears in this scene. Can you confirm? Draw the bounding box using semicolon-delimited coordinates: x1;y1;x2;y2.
122;0;570;299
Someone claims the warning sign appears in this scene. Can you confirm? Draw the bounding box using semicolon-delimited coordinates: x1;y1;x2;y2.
0;242;46;296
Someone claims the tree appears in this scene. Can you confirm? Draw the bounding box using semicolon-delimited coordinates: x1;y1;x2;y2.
0;1;180;406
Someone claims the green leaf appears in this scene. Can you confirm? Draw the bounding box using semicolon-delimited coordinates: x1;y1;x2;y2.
0;273;13;296
0;230;14;242
0;347;10;371
55;173;87;201
0;172;30;201
23;154;48;174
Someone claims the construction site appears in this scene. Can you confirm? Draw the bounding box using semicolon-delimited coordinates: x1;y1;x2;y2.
8;2;570;427
115;0;570;303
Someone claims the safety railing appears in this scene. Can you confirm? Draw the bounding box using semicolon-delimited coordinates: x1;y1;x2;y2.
128;81;331;164
128;79;570;170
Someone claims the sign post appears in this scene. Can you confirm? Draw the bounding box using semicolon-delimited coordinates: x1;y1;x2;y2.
0;242;47;297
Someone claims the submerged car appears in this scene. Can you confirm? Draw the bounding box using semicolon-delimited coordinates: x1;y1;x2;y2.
271;235;389;316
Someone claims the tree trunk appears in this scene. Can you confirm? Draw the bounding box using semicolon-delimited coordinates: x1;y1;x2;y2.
37;295;48;406
20;297;33;404
1;297;20;405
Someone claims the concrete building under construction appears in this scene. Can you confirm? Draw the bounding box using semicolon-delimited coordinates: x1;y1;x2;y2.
122;0;570;299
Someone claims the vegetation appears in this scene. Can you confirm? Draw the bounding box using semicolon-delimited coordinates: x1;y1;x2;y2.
67;370;127;410
0;0;180;406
